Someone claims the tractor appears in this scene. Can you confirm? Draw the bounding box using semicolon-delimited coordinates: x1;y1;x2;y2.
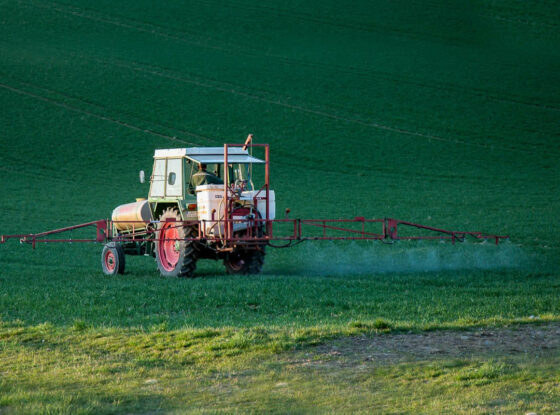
1;135;508;275
104;137;275;277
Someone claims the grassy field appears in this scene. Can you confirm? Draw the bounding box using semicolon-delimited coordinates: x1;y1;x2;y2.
0;0;559;413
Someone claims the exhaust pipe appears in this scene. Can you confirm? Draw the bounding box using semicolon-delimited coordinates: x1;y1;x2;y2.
242;133;253;151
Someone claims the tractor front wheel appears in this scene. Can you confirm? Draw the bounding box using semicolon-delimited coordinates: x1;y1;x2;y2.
155;208;197;278
101;242;125;275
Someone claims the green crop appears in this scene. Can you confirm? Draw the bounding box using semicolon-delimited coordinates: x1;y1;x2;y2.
0;0;558;413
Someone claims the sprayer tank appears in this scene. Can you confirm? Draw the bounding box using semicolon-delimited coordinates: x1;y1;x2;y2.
195;185;275;236
111;200;152;231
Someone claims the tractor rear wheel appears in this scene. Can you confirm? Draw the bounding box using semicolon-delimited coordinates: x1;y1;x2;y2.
155;208;197;278
224;218;266;275
224;247;265;275
101;242;125;275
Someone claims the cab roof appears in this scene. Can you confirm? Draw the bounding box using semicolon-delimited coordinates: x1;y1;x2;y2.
153;147;264;164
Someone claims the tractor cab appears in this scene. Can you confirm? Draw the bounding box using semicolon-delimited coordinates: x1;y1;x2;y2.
147;146;271;223
148;147;264;198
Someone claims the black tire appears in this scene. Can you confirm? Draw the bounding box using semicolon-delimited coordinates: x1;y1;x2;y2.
224;246;265;274
155;208;197;278
224;215;266;275
101;242;125;275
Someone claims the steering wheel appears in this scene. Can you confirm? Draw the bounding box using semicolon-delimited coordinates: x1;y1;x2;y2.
234;179;247;192
227;179;247;199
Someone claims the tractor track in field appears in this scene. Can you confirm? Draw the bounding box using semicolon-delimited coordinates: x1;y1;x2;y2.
0;76;546;185
297;323;560;368
0;165;76;185
6;4;558;158
0;80;207;146
112;55;560;120
0;74;523;161
0;76;554;184
101;65;497;152
16;0;560;115
0;154;112;187
207;0;560;31
90;59;558;155
45;43;560;132
15;0;229;53
2;66;558;194
2;48;554;161
20;0;474;49
35;0;560;55
3;2;559;158
194;0;476;46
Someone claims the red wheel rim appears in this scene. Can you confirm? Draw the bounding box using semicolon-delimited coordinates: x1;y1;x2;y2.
159;223;180;271
104;250;116;272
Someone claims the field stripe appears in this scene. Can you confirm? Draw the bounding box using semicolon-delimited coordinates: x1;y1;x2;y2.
0;82;208;146
1;79;518;183
208;0;560;30
0;65;544;159
17;0;229;53
90;58;550;155
0;165;77;185
5;32;553;157
0;52;552;160
195;0;471;45
19;0;560;113
4;2;558;156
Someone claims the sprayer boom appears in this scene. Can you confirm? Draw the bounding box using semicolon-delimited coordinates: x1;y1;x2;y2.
0;216;508;248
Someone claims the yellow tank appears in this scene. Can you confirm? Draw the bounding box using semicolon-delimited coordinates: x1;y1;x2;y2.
112;200;152;232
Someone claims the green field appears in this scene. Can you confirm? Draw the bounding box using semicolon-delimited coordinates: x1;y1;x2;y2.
1;0;559;413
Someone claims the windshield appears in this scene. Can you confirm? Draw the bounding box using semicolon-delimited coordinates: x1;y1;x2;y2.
232;164;254;190
184;162;255;194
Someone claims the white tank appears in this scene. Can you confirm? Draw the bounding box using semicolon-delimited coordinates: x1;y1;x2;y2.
196;185;276;236
196;184;224;236
240;190;276;220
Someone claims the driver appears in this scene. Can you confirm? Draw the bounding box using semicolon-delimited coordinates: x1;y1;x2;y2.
191;163;223;188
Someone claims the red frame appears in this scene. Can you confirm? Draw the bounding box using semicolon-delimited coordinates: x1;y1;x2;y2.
223;143;271;241
0;216;509;248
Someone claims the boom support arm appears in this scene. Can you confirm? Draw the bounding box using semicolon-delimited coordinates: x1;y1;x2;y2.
1;220;108;249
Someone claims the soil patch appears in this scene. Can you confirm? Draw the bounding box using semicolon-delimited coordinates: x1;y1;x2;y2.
301;323;560;367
